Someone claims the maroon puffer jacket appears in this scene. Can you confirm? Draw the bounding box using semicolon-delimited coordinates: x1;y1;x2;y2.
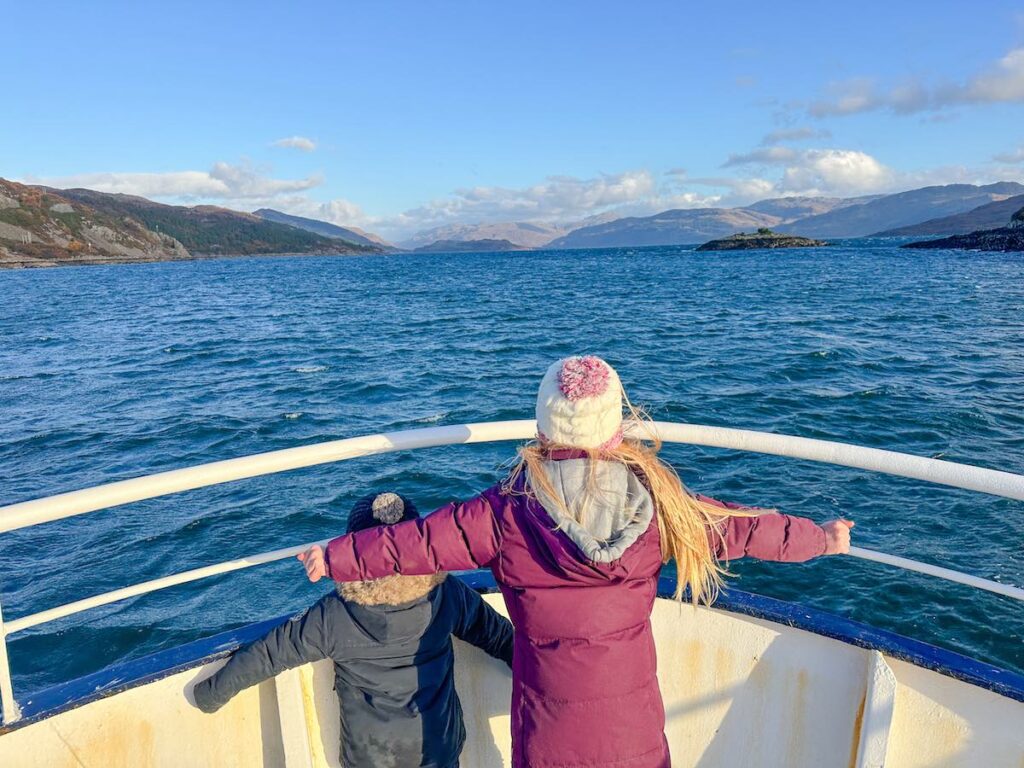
323;460;826;768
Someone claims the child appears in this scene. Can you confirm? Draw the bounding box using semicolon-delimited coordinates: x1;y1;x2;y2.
191;491;514;768
298;357;854;768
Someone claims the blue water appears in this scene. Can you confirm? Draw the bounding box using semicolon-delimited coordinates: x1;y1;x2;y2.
2;242;1023;702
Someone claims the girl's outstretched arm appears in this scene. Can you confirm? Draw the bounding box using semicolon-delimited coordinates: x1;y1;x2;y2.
300;490;503;582
697;493;853;562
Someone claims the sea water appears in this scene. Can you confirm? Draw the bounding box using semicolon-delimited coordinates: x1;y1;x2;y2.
1;241;1022;696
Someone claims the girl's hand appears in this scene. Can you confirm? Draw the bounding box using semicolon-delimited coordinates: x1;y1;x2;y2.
821;519;854;555
297;545;327;582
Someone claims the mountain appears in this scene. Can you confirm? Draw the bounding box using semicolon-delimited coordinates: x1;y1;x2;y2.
902;205;1024;252
873;194;1024;237
546;208;783;249
254;208;394;249
342;225;393;248
399;183;1024;251
53;188;382;257
412;238;529;253
742;195;879;221
776;183;1024;238
0;179;190;268
400;221;566;250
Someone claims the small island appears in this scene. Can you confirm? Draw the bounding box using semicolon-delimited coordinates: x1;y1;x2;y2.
902;206;1024;253
696;228;829;251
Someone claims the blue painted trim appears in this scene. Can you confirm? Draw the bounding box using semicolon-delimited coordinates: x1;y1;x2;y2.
1;616;289;734
2;572;1021;734
664;579;1024;704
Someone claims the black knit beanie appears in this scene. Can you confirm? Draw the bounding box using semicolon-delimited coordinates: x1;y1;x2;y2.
345;492;419;534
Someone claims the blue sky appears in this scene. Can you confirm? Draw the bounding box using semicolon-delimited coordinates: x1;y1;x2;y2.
3;0;1023;240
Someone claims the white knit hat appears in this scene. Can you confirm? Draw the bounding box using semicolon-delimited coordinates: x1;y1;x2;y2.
535;356;624;449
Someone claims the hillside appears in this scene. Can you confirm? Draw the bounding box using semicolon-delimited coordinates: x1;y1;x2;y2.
873;194;1024;237
400;221;566;250
742;195;878;221
546;208;782;249
411;238;529;253
404;184;1021;252
254;208;394;249
0;179;189;268
55;189;381;257
903;206;1024;252
776;183;1024;238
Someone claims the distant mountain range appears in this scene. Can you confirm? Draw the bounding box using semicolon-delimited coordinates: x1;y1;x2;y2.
412;238;528;253
397;213;622;250
6;176;1024;268
399;221;568;250
546;208;784;249
530;183;1024;249
777;183;1024;238
742;195;879;220
874;194;1024;237
254;208;395;249
0;179;383;268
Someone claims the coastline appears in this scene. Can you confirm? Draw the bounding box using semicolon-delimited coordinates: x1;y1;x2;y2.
0;249;379;270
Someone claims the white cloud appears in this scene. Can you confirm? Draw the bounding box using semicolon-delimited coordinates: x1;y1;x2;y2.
31;148;1019;243
687;176;777;204
268;195;373;230
271;136;318;152
963;48;1024;104
384;170;661;233
33;161;375;235
778;149;894;195
760;127;831;145
810;47;1024;117
712;147;895;198
722;146;799;167
698;144;1009;205
994;146;1024;163
36;162;322;202
278;170;732;240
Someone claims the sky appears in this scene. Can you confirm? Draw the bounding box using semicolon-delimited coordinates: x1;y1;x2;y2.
3;0;1024;241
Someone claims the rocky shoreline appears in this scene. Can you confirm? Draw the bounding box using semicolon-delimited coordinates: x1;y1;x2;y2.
696;228;829;251
903;206;1024;252
0;178;381;269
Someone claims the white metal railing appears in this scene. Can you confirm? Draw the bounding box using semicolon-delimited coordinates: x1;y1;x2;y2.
1;420;1023;725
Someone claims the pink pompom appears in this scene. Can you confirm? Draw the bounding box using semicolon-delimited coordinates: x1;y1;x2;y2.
558;356;610;401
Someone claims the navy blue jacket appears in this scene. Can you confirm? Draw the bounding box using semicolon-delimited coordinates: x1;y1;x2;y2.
193;576;513;768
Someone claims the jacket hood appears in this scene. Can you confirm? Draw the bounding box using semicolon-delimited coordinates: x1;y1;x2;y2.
530;458;654;564
338;577;445;645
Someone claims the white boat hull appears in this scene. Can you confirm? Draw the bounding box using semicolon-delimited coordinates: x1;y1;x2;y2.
1;585;1021;768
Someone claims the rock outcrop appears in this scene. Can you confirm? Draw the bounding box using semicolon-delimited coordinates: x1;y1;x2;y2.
0;179;190;268
695;228;829;251
902;207;1024;252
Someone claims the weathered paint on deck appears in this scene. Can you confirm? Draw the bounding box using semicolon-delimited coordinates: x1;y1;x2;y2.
1;591;1021;767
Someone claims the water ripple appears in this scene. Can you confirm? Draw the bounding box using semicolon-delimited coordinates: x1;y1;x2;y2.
1;244;1022;693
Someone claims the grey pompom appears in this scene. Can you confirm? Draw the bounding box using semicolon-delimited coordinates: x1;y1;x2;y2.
371;492;406;524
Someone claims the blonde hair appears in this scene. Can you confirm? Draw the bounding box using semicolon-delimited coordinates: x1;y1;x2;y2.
505;400;754;605
337;573;447;606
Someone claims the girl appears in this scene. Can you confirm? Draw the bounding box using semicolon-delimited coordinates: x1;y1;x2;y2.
299;357;853;768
